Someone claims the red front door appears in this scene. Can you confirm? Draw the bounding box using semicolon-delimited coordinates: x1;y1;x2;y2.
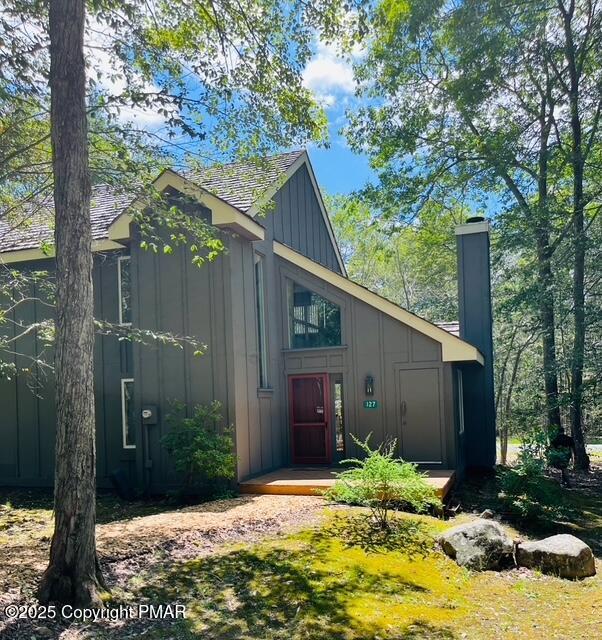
289;374;331;464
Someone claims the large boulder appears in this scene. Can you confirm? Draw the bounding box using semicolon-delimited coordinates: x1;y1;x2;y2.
516;534;596;579
439;518;514;570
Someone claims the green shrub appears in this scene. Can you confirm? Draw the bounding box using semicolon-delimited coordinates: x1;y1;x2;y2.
162;401;236;495
325;434;441;528
500;430;565;521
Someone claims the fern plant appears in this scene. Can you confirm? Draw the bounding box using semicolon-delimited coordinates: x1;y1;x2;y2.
325;434;441;528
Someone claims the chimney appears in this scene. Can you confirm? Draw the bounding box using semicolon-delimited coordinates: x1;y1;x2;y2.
455;217;496;469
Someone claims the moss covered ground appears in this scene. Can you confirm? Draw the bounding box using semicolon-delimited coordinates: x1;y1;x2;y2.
120;510;600;640
1;468;601;640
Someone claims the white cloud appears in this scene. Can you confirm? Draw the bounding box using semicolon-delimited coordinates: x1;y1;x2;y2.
302;42;356;106
86;19;170;128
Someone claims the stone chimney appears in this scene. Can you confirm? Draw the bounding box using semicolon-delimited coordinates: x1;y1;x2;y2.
455;217;496;469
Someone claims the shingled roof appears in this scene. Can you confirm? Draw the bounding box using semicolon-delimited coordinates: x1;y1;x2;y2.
0;149;305;254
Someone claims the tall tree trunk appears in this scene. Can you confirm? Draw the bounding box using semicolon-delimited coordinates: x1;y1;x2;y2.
561;0;589;470
38;0;106;606
535;83;563;434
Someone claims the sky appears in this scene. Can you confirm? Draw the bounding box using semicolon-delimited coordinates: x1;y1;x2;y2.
301;42;376;197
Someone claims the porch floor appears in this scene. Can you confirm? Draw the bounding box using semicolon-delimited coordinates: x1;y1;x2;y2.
239;467;455;499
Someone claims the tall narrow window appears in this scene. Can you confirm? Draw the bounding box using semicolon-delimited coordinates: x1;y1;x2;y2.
334;377;345;457
288;281;341;349
255;255;269;388
121;378;135;448
118;255;132;325
457;370;465;435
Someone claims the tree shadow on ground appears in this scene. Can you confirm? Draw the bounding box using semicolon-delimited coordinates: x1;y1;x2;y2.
454;462;602;556
319;512;434;557
116;525;459;640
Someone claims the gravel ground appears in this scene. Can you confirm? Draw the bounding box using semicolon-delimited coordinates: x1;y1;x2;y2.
0;494;328;640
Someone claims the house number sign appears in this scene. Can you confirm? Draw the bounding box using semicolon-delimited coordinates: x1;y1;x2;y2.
363;400;378;409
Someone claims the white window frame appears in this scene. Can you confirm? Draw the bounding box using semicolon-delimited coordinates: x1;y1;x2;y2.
121;378;136;449
118;255;132;326
254;254;269;388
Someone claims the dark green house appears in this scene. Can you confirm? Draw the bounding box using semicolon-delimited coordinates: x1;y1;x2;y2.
0;150;494;491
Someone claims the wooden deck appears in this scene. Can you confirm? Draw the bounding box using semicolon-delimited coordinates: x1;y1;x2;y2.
239;467;455;499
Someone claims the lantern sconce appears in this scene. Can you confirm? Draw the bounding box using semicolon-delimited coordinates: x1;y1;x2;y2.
365;375;375;396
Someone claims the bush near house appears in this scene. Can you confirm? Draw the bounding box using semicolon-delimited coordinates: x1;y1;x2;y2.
162;401;236;496
325;435;441;528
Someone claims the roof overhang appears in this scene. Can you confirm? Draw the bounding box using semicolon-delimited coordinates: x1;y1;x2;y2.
0;239;126;265
274;241;484;365
108;169;266;242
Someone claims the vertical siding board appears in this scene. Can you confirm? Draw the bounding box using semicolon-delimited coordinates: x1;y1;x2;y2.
93;260;107;482
14;276;39;479
227;239;250;478
0;282;19;479
242;242;262;473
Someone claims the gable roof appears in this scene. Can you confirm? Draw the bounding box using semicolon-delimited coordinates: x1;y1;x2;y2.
0;150;308;258
274;241;483;364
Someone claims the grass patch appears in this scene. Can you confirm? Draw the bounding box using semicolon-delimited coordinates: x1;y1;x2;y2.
115;510;601;640
128;512;469;640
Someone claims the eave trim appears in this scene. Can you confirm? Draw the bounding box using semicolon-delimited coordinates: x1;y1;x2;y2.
0;239;126;265
107;169;266;242
274;240;484;365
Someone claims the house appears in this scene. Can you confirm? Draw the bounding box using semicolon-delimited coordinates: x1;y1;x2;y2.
0;150;495;491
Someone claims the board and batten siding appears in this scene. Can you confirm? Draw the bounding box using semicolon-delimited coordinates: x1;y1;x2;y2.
261;164;342;274
0;254;134;487
129;217;236;490
275;257;459;469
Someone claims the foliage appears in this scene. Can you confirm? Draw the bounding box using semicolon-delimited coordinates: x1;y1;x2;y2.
328;195;460;321
499;431;568;521
325;434;441;527
345;0;602;465
162;402;236;493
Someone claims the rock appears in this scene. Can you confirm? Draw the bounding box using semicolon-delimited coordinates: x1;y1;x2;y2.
479;509;494;519
439;518;514;570
516;534;596;579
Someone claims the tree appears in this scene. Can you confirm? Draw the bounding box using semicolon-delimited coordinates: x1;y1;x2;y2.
346;0;602;468
36;0;102;605
328;194;460;321
2;0;364;608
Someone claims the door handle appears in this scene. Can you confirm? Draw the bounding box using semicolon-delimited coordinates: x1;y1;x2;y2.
401;400;407;416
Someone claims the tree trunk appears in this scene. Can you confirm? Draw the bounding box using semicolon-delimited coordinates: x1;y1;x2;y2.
535;83;563;435
38;0;106;606
561;2;589;470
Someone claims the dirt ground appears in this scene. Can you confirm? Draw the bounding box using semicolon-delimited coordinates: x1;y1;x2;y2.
0;494;327;639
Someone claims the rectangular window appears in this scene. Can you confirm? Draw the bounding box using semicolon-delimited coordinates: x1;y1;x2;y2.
457;370;465;435
255;255;269;388
118;256;132;325
121;378;136;448
334;377;345;457
289;281;341;349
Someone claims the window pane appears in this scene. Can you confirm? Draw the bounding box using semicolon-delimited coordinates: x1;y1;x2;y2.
255;256;269;387
119;257;132;325
122;379;135;448
289;282;341;349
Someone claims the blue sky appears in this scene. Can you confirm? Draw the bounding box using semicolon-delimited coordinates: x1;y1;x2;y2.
300;41;376;197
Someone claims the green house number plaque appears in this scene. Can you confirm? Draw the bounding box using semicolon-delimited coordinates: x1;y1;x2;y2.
363;400;378;409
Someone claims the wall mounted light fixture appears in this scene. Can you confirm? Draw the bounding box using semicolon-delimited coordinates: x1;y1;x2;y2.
365;375;374;396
